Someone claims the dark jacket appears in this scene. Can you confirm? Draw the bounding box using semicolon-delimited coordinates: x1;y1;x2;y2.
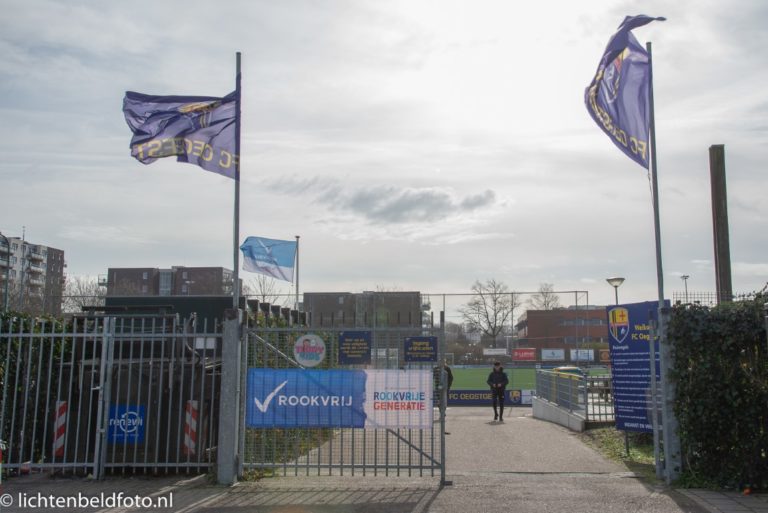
487;368;509;389
433;365;455;390
445;365;454;390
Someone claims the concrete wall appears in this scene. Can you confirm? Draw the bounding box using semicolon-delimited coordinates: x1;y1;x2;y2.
532;397;585;432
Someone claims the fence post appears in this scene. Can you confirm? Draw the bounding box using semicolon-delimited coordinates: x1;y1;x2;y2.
93;317;115;480
764;301;768;353
217;309;242;485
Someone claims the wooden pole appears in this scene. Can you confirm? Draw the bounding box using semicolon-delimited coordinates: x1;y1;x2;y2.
709;144;732;303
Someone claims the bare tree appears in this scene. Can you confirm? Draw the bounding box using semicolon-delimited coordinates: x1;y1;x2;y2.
63;276;105;313
6;280;45;315
459;279;520;348
529;282;561;310
242;275;290;306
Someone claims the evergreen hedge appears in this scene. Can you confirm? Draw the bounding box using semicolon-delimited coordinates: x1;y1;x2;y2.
669;295;768;488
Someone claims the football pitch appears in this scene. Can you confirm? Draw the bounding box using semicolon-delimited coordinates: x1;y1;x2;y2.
451;367;536;390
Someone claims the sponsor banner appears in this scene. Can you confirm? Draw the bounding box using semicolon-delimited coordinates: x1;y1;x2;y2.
108;405;145;444
608;301;668;433
599;349;611;363
512;348;536;361
482;348;507;356
447;389;533;406
541;349;565;361
403;336;438;362
510;389;534;406
246;369;433;428
570;349;594;362
294;333;326;367
338;331;372;365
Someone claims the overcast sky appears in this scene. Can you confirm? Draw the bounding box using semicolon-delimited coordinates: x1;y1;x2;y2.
1;0;766;307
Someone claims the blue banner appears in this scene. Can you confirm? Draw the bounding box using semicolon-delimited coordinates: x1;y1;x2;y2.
447;389;532;406
240;236;297;282
246;369;433;428
338;331;371;365
607;300;668;432
585;15;665;168
108;405;145;444
123;91;238;179
403;336;438;362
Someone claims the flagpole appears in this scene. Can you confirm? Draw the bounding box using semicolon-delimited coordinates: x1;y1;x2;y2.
646;40;663;481
233;52;242;310
647;41;680;484
295;235;300;312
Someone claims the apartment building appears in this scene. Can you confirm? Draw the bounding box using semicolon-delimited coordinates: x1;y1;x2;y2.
0;235;65;315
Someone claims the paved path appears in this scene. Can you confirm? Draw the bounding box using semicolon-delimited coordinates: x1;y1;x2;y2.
1;407;764;512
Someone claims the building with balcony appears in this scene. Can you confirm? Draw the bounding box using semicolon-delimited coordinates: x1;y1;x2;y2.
0;236;65;315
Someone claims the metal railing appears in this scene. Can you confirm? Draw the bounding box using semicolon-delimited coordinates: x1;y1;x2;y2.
0;314;221;478
534;370;614;424
240;322;447;479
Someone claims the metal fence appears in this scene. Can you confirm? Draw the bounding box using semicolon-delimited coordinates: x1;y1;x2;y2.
240;320;447;479
0;315;221;478
534;370;614;425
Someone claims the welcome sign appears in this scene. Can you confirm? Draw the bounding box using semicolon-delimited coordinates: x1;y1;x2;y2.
246;369;433;428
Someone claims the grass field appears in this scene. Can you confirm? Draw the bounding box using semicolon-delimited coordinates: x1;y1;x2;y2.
452;367;536;390
451;366;609;390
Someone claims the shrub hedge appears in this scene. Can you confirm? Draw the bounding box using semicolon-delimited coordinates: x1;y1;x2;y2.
669;295;768;488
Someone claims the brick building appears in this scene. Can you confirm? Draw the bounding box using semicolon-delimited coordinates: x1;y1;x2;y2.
514;306;609;355
303;291;425;328
104;266;239;296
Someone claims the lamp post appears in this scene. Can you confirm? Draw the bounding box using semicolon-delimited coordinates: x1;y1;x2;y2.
680;275;689;303
0;232;9;313
606;276;627;455
606;277;625;306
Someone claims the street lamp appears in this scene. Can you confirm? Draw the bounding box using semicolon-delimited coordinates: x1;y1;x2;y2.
606;277;625;306
606;275;627;455
0;232;9;313
680;275;690;303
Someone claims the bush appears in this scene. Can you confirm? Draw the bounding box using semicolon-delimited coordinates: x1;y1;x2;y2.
669;295;768;488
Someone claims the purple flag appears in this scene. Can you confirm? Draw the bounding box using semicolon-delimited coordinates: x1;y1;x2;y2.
585;15;665;169
123;91;239;179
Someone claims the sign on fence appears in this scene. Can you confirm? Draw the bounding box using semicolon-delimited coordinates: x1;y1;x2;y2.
447;389;533;406
482;348;507;356
246;369;433;428
512;348;536;361
108;405;146;444
569;349;594;362
607;300;667;432
338;331;372;364
293;334;326;367
541;349;565;361
403;336;438;362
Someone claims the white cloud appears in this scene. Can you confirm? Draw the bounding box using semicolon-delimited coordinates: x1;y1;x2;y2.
0;0;766;307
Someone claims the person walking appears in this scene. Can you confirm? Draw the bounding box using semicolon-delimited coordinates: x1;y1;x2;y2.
486;361;509;422
444;362;454;396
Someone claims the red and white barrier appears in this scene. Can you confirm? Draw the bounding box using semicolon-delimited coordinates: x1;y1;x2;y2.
53;400;67;458
183;400;198;456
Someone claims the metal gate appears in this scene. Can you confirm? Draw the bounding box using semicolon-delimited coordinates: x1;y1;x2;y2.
0;315;221;478
239;322;447;480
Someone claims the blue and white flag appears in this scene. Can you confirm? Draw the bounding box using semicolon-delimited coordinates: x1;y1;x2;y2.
239;236;297;282
123;91;239;179
585;15;665;169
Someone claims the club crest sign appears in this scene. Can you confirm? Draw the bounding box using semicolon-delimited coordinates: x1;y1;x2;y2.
294;334;326;367
608;307;630;343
